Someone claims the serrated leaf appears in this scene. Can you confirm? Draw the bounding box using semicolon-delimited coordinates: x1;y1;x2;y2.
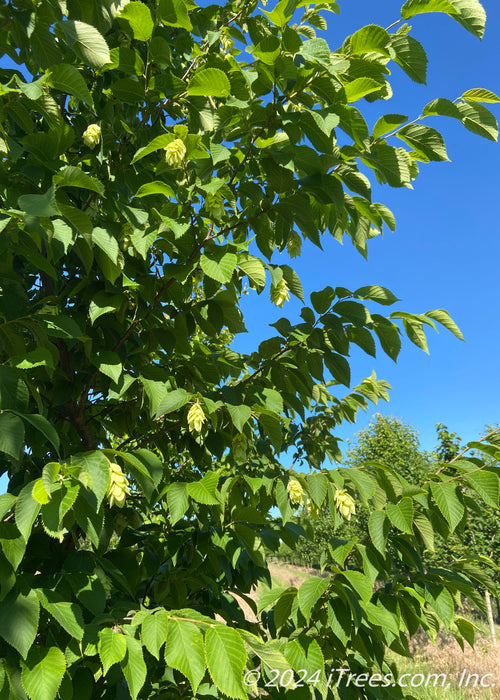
21;646;65;700
15;483;41;540
46;64;93;106
355;285;399;306
323;352;351;387
155;388;190;419
73;451;110;507
464;471;499;507
0;412;24;460
373;114;409;139
32;479;51;505
298;576;329;622
98;628;127;674
37;590;84;641
20;413;60;453
226;404;252;432
134;181;175;199
166;483;189;524
462;88;500;104
386;498;414;533
158;0;193;30
165;618;205;694
58;20;111;69
186;472;220;505
306;473;328;507
238;255;266;289
457;100;498;141
397;124;448;161
430;481;464;532
41;483;80;537
401;0;457;19
414;513;435;552
423;97;462;118
188;68;230;97
141;609;169;660
92;228;120;266
424;309;464;340
53;166;104;194
205;626;246;700
391;34;427;84
350;24;390;55
119;2;154;41
341;570;373;602
368;510;389;555
344;77;382;103
0;590;39;658
18;186;59;218
121;636;147;700
200;252;237;284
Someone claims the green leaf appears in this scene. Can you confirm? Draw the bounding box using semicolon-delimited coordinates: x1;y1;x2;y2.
323;352;351;387
298;576;330;623
368;510;389;555
18;186;59;218
205;626;247;700
92;228;120;266
121;636;147;700
0;493;16;520
423;97;462;118
15;483;41;540
53;166;104;195
306;473;328;507
391;34;427;84
300;38;331;65
119;2;154;41
344;77;382;103
46;64;94;107
98;628;127;674
402;318;429;353
89;293;122;325
373;114;408;139
364;601;400;636
21;646;65;700
386;498;414;534
457;100;498;141
142;609;169;660
397;124;448;161
11;348;55;370
165;618;205;694
20;414;60;453
464;471;499;507
74;451;110;507
188;68;231;98
462;88;500;103
132;133;175;163
0;522;26;570
0;412;24;460
401;0;457;19
158;0;193;30
0;366;29;411
166;483;189;525
32;479;51;505
414;513;435;552
155;388;190;419
134;181;175;199
58;20;111;69
430;481;464;532
424;309;464;340
355;285;399;306
350;24;390;55
238;255;266;289
341;570;372;602
0;590;39;658
36;590;84;641
200;252;237;283
95;351;122;384
226;404;252;432
186;472;220;505
41;483;80;537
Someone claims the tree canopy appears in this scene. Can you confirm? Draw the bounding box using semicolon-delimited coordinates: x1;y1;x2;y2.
0;0;499;698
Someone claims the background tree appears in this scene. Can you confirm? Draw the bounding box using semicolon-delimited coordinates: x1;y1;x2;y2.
0;0;499;698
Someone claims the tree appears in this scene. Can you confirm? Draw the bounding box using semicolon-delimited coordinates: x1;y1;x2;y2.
0;0;499;698
293;414;433;567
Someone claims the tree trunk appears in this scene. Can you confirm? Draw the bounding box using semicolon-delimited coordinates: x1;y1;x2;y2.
485;590;497;646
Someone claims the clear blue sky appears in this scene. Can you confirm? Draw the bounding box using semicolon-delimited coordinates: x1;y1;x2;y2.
233;0;500;454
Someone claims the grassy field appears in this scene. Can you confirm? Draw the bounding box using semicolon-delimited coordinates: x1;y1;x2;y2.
255;563;500;698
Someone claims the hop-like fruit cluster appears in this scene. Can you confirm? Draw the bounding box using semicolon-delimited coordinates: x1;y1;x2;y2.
232;433;247;462
164;138;187;166
287;478;304;506
204;192;225;219
334;489;356;521
287;231;302;259
187;401;206;433
106;461;131;508
83;123;101;149
270;278;290;308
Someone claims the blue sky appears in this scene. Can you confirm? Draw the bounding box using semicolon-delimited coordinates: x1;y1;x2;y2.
232;0;500;455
